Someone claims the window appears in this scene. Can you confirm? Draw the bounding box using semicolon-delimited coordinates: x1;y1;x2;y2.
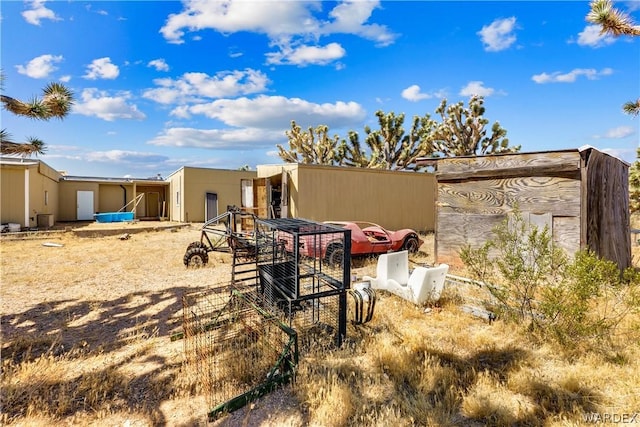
44;191;49;206
176;191;180;206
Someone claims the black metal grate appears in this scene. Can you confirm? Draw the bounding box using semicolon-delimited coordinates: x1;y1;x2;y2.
253;218;351;347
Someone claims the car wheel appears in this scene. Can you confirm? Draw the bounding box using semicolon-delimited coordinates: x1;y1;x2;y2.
402;236;420;253
184;247;209;267
325;244;345;267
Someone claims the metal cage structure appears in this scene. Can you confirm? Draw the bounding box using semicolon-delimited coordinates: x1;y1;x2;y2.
182;286;298;422
180;218;352;421
253;218;351;348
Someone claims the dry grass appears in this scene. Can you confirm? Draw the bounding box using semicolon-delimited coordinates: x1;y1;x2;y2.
1;223;639;426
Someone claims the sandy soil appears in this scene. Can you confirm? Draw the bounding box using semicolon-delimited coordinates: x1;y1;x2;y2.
1;221;424;426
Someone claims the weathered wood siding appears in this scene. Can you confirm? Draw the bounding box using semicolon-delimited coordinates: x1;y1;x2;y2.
432;148;635;271
435;150;581;178
584;149;631;270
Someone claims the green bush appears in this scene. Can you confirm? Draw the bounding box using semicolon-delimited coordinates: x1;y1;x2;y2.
459;209;567;327
460;209;640;350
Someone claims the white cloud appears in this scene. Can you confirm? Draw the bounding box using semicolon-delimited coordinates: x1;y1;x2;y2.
85;150;169;164
532;68;613;83
179;95;367;130
266;42;346;66
401;85;432;102
593;126;636;139
15;54;63;79
318;0;397;47
599;147;635;163
576;25;616;48
142;69;270;104
73;88;146;121
148;58;170;72
459;81;496;97
159;1;396;51
83;57;120;80
147;127;286;149
477;17;517;52
22;0;60;25
604;126;635;139
161;1;318;44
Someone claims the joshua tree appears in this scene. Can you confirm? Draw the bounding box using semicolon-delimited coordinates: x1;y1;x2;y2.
277;121;344;165
430;95;519;156
344;110;435;170
587;0;640;116
0;129;46;157
1;73;74;157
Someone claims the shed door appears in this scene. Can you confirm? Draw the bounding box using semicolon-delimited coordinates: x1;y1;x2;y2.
253;178;270;218
77;191;94;220
206;192;218;221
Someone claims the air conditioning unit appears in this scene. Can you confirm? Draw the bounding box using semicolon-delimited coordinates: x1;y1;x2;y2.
37;214;54;229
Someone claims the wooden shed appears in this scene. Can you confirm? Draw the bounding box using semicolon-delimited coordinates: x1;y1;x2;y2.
420;147;631;270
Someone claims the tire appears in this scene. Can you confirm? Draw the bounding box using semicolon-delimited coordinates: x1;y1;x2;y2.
325;244;345;267
402;235;420;254
184;247;209;267
186;241;207;251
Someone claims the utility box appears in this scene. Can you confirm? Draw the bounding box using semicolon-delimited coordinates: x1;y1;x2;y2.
37;214;54;229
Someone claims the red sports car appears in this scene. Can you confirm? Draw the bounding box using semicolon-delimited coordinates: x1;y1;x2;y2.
293;221;423;265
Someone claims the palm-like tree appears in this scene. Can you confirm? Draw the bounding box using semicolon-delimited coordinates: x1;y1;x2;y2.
1;73;74;157
587;0;640;116
0;129;46;157
587;0;640;36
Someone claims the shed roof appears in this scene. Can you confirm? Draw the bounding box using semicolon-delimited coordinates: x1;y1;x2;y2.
416;147;630;169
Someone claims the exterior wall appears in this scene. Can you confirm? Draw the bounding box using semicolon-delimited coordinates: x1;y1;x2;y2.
28;162;60;228
58;181;100;221
1;161;61;227
167;167;257;223
97;183;133;214
584;149;631;270
167;169;185;222
432;149;630;271
0;165;28;225
258;164;437;232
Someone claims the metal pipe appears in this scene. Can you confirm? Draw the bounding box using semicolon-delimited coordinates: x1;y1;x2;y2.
120;185;127;208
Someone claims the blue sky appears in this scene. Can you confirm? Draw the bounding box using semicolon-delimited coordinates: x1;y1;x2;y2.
1;0;638;178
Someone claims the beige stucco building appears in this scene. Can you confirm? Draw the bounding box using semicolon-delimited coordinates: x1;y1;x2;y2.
256;163;437;232
1;157;436;233
0;158;60;228
166;166;258;223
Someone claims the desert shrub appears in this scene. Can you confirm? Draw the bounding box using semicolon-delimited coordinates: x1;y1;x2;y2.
459;209;640;350
539;251;640;349
459;209;567;326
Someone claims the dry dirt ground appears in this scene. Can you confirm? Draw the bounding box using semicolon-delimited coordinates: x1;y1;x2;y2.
1;221;431;426
2;220;639;426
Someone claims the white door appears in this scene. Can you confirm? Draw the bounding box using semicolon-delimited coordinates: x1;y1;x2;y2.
77;191;94;220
